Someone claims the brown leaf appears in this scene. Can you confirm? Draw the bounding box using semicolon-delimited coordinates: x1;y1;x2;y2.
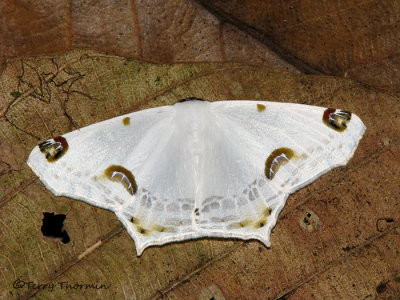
0;0;296;72
199;0;400;94
0;51;398;299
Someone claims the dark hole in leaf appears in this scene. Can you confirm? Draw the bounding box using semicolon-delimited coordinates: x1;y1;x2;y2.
41;212;70;244
376;281;387;293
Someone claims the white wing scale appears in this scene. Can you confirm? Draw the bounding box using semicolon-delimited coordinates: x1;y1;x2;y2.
27;100;366;255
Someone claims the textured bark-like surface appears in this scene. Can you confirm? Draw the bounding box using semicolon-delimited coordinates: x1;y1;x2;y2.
0;0;297;73
200;0;400;94
0;51;399;299
0;0;70;56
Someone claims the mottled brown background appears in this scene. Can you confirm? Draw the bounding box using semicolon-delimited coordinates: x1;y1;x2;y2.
0;1;399;299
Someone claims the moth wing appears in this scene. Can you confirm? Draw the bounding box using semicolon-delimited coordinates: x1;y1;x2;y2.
27;105;201;255
193;100;365;246
28;100;366;255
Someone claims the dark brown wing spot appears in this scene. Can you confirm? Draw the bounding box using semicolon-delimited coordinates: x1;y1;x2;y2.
104;165;137;194
39;136;69;162
137;226;146;235
257;104;266;112
323;108;351;132
264;208;272;216
122;117;130;126
265;148;295;180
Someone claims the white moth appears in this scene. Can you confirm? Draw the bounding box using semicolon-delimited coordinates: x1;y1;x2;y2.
27;98;366;255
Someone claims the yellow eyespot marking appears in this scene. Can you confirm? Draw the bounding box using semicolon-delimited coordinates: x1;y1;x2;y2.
239;219;252;227
104;165;137;194
152;225;166;232
257;104;266;112
253;207;273;228
264;208;272;217
122;117;130;126
130;217;138;224
256;221;265;228
137;226;147;235
265;147;295;180
132;220;169;235
228;219;251;229
229;207;272;229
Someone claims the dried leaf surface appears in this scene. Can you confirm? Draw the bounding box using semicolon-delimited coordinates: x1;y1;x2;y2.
0;51;399;299
200;0;400;94
0;0;296;73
